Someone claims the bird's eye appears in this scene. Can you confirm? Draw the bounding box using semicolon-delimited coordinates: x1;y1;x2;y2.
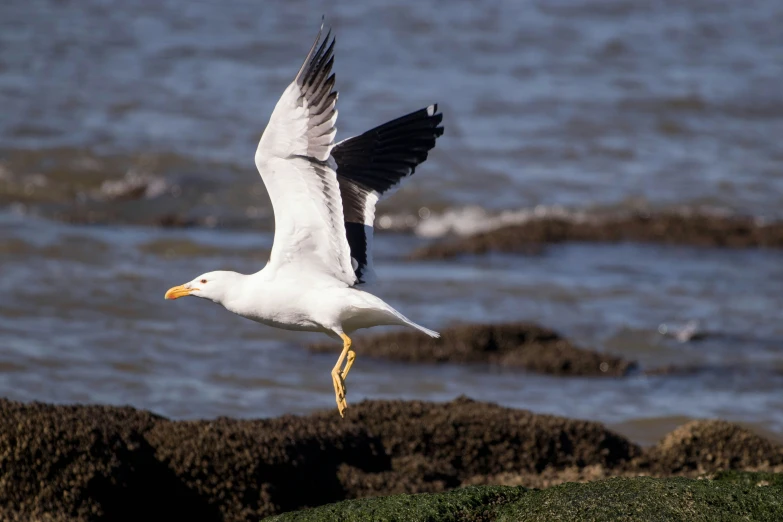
200;279;207;284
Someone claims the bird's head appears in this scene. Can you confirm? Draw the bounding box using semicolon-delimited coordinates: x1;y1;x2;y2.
164;271;238;304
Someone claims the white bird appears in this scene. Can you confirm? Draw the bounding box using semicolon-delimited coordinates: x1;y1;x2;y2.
164;22;444;417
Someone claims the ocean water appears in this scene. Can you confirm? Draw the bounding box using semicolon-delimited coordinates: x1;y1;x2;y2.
1;0;782;445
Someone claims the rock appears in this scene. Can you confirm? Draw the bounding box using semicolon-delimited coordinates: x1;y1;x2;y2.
265;472;783;522
336;456;459;499
318;397;641;477
636;420;783;474
496;473;783;522
2;397;782;521
265;484;529;522
145;414;388;520
155;213;196;227
410;212;783;259
0;400;213;522
309;322;635;377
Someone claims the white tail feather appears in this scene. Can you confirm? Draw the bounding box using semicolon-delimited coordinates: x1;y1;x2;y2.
395;315;440;338
408;321;441;338
361;291;441;338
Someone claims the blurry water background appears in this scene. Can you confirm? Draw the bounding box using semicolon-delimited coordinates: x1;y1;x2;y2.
1;0;782;445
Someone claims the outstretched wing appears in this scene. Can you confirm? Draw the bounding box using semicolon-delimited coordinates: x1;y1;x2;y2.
254;23;356;285
333;105;444;284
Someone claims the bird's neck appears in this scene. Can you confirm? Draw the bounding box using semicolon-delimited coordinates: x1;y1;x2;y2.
219;271;263;311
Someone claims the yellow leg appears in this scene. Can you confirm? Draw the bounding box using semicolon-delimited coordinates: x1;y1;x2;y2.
341;348;356;381
331;333;352;417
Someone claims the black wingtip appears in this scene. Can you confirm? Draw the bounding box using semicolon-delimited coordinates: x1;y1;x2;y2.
425;104;444;135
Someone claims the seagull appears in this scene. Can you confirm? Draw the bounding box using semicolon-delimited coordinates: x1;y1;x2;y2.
164;22;443;417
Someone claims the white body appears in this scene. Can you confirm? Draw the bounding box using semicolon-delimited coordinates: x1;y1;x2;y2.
215;269;436;341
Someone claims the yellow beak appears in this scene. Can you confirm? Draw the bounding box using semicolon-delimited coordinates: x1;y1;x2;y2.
164;284;195;300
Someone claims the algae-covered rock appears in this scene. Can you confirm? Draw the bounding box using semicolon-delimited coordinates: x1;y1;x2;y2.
711;470;783;488
496;473;783;521
310;322;635;377
320;397;641;478
2;397;782;521
410;212;783;260
267;472;783;522
263;485;528;522
145;414;389;520
637;420;783;474
0;399;214;522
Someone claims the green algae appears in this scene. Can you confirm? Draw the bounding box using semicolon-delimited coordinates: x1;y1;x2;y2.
266;472;783;522
264;485;528;522
498;474;783;522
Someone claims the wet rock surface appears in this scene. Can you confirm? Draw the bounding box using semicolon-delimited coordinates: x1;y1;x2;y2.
267;473;783;522
270;473;783;522
309;322;636;377
635;420;783;474
2;397;782;521
144;414;388;520
0;400;211;522
411;212;783;259
317;396;641;500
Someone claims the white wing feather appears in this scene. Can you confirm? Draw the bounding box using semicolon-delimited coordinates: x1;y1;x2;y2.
254;24;356;286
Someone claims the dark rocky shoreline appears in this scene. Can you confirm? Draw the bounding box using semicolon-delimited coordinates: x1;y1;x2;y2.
309;321;722;378
309;322;635;377
2;397;782;521
411;211;783;259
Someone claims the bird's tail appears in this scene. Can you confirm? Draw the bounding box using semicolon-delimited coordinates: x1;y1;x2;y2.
390;309;441;338
407;321;441;339
355;290;441;338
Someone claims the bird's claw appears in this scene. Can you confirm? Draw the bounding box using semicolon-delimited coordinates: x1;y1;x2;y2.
332;372;348;417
